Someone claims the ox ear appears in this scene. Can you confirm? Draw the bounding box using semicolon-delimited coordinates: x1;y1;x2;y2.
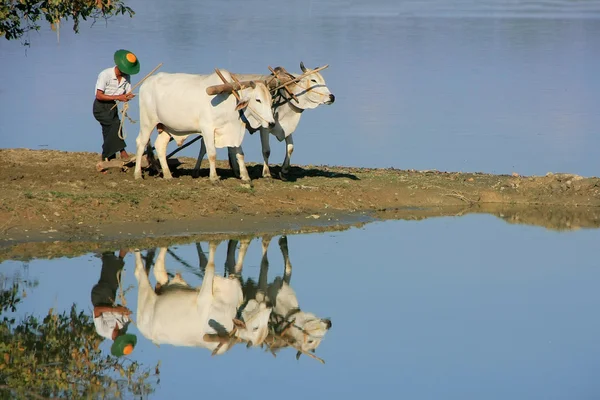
249;80;256;89
235;99;249;111
296;351;302;360
300;61;307;72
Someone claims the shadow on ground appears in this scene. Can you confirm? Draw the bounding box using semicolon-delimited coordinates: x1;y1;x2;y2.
171;164;360;182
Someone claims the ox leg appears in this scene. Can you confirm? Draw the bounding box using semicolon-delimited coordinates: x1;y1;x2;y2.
196;242;208;276
134;250;157;329
201;131;220;184
134;125;154;180
225;239;238;277
152;247;169;286
227;147;242;179
198;241;218;300
257;236;272;303
260;129;272;179
231;146;252;187
280;135;294;181
154;131;173;180
234;238;251;275
208;153;220;184
278;235;292;285
193;138;207;179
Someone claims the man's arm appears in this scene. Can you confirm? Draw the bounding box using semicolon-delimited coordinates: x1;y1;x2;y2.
96;89;133;102
93;305;131;318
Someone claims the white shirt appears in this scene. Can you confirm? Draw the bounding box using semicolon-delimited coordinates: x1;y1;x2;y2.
93;311;131;340
95;66;132;96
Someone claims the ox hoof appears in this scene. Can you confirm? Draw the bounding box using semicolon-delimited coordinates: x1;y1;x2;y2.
134;173;143;180
278;236;289;252
279;171;290;182
192;169;201;179
240;180;253;189
210;178;222;186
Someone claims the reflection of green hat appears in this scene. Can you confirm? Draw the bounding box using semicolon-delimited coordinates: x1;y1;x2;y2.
111;333;137;356
114;49;140;75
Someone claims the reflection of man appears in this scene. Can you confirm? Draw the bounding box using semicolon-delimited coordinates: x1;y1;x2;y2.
91;249;137;356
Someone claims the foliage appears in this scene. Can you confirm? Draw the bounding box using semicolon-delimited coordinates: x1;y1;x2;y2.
0;279;159;399
0;0;135;43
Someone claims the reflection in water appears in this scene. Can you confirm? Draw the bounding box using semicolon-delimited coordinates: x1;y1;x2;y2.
134;241;272;356
258;236;332;361
91;250;137;356
0;269;158;399
1;204;599;263
133;236;332;361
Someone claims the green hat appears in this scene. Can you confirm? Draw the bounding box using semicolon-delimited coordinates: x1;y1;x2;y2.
111;333;137;356
114;49;140;75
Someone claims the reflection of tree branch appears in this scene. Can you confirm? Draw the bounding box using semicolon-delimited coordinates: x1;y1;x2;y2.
1;281;159;398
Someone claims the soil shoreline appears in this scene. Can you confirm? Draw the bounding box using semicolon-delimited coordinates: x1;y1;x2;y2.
1;148;599;260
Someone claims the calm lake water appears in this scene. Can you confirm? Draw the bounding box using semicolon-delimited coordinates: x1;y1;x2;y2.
2;216;600;398
1;0;599;176
2;1;600;398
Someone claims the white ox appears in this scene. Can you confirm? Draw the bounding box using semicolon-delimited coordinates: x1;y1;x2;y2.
133;71;275;184
192;62;335;180
134;241;272;356
255;235;332;357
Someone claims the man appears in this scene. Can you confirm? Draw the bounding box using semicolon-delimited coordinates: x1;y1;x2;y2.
93;49;140;164
91;249;137;357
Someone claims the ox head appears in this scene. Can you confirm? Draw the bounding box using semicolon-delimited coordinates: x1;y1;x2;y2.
278;311;332;354
236;81;276;130
235;299;273;347
288;62;335;110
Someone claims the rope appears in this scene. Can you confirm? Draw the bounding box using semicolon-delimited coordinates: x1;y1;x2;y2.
216;68;272;128
113;63;164;140
117;101;137;140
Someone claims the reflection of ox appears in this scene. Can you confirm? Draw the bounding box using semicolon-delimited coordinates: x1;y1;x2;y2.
194;63;335;180
255;236;332;360
134;70;275;185
133;241;272;356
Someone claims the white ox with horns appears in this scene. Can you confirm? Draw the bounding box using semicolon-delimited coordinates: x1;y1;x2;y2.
133;70;275;184
133;242;272;356
256;236;332;359
193;62;335;180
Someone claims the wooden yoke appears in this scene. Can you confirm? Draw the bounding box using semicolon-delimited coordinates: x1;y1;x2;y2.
269;66;298;102
269;64;329;92
206;69;256;96
205;64;330;96
213;68;241;100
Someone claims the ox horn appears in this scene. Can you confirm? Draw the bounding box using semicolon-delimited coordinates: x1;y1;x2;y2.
300;61;307;72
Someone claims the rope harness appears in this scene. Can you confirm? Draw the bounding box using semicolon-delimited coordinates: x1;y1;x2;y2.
117;101;137;140
270;307;324;340
271;76;329;113
241;98;273;127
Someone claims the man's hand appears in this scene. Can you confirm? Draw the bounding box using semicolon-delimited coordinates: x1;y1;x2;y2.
118;93;136;102
116;305;132;315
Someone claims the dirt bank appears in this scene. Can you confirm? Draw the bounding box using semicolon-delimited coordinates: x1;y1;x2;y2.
1;148;599;260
